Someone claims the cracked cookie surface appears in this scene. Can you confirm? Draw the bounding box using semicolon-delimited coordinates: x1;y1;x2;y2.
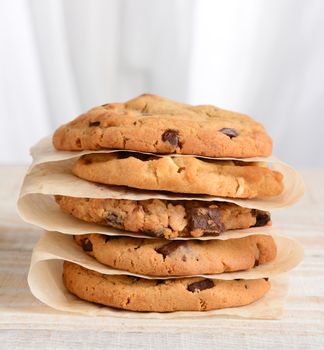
72;153;284;198
63;261;271;312
53;94;272;158
73;234;277;276
55;196;271;238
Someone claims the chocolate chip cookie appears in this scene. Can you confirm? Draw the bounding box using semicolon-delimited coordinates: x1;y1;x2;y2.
55;196;271;238
72;153;284;198
53;94;272;157
63;261;271;312
74;234;277;276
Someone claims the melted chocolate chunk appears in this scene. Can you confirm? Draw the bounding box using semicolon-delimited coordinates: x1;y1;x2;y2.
188;207;224;234
187;279;214;293
106;213;123;226
89;121;101;127
253;211;271;227
219;128;239;138
161;129;179;146
155;241;186;258
81;238;93;252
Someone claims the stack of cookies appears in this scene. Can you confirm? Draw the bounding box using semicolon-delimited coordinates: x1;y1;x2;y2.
50;94;284;312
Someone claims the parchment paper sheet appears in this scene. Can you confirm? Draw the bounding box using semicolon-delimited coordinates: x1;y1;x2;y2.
28;232;290;319
24;136;304;211
18;192;282;239
30;231;304;280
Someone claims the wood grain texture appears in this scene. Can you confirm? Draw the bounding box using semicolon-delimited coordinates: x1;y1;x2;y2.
0;166;324;349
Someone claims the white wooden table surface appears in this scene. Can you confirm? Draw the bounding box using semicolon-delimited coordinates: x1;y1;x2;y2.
0;165;324;349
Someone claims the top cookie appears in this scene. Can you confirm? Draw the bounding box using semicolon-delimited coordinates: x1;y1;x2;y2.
53;94;272;158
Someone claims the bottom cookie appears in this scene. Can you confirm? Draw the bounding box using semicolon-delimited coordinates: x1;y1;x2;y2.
63;261;270;312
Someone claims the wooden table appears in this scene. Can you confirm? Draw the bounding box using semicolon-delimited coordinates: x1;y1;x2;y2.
1;165;324;349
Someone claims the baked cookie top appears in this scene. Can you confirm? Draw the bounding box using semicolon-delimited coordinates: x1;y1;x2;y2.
72;153;284;198
74;234;277;276
53;94;272;158
63;261;271;312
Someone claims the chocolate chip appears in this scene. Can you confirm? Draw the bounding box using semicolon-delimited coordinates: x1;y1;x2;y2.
254;259;259;267
219;128;239;138
81;238;93;252
253;211;271;227
161;129;179;146
89;121;100;127
106;213;123;226
264;278;269;281
188;207;225;234
155;241;186;258
187;279;214;293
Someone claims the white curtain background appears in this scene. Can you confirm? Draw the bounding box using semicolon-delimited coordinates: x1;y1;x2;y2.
0;0;323;167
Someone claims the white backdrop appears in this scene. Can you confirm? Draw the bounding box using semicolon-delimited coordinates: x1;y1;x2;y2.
0;0;323;167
